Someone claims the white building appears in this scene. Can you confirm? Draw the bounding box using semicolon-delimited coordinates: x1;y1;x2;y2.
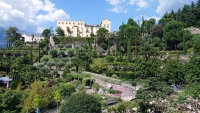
21;34;44;43
57;19;111;37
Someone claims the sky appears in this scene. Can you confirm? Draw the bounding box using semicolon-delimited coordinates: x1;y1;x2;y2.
0;0;197;34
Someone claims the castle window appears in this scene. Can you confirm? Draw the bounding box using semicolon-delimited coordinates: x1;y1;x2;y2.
104;24;106;28
62;22;63;24
66;22;67;24
58;22;60;24
107;25;109;28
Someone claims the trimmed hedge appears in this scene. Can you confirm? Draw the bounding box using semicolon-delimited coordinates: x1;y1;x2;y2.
106;71;135;80
83;72;121;85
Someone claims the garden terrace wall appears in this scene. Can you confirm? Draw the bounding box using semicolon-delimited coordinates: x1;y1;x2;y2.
83;72;121;85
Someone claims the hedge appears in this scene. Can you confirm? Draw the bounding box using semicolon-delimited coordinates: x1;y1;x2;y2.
83;72;121;85
106;71;135;80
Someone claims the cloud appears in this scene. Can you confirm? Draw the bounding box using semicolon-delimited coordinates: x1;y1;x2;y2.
106;0;127;13
156;0;197;14
0;0;70;33
105;0;149;13
36;9;70;22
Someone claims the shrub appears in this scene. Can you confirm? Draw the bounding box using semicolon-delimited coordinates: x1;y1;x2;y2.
62;69;71;78
66;44;72;48
111;74;119;79
177;42;183;50
49;49;58;58
83;72;121;85
51;69;58;78
37;63;45;68
60;93;101;113
67;49;74;57
106;56;115;62
61;57;70;63
46;61;55;70
108;89;116;94
92;82;100;92
59;51;65;57
56;61;65;71
43;57;49;64
58;83;76;99
57;44;64;50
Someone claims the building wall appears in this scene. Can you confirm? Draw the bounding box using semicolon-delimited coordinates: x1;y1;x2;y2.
57;19;111;37
22;34;44;43
100;19;111;32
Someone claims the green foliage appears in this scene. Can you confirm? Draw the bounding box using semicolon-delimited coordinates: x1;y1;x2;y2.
57;44;64;50
53;36;60;44
56;26;65;36
96;28;109;50
59;50;65;57
14;40;23;47
67;49;74;57
164;20;184;50
46;61;55;69
136;77;173;112
0;90;22;112
54;89;62;103
62;69;71;78
42;57;49;64
108;89;116;94
89;58;108;74
33;94;42;109
193;38;200;54
51;69;58;77
49;49;58;58
111;74;119;79
56;61;65;70
92;82;99;92
106;71;135;80
83;72;121;85
106;56;115;62
58;83;76;99
60;93;101;113
185;82;200;98
66;44;72;48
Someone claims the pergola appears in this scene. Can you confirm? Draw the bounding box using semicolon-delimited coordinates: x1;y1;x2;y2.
0;76;12;88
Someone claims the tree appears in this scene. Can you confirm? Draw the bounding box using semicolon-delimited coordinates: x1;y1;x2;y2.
125;25;139;61
67;49;74;57
42;29;51;39
55;26;65;36
57;44;64;50
54;89;62;111
59;93;101;113
56;61;65;71
0;90;22;112
49;49;58;58
164;20;184;50
58;83;76;99
136;77;173;112
14;40;23;47
152;25;163;38
47;61;55;70
6;27;19;47
89;58;107;74
33;94;42;110
42;57;49;64
193;38;200;54
138;43;158;59
96;28;109;50
161;59;185;84
51;69;58;78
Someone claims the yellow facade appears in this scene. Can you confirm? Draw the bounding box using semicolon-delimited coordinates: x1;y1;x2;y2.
57;19;111;37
